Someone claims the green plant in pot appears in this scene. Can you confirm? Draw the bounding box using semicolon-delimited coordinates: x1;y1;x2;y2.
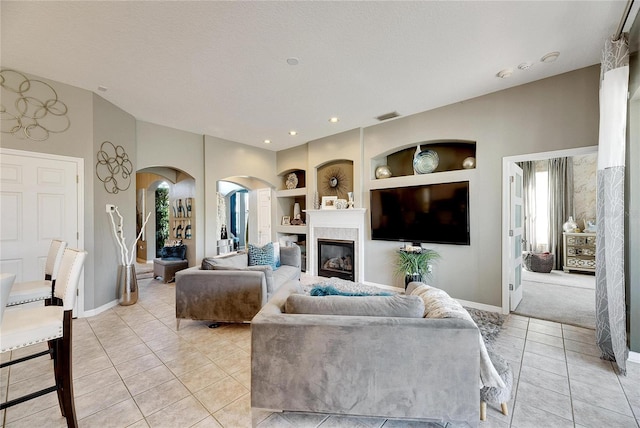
395;247;441;289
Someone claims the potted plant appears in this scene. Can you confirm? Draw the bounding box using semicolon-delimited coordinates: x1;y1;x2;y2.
395;246;441;289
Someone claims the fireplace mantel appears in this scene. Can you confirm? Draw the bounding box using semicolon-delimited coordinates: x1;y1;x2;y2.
304;209;366;282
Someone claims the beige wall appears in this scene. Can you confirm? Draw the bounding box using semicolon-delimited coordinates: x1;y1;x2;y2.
136;121;205;264
360;65;600;306
203;135;278;255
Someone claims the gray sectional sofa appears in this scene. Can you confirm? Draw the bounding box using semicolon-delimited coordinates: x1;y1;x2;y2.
175;245;301;329
251;282;481;427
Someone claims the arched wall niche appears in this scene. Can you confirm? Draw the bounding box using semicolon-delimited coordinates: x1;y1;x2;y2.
136;167;197;266
315;159;354;200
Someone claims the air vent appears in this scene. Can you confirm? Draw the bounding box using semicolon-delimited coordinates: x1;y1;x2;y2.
375;111;400;121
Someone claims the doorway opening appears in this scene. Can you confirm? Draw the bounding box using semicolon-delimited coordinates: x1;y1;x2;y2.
502;146;597;329
155;183;170;257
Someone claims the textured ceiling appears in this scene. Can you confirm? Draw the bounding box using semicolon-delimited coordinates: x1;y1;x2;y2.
0;1;630;151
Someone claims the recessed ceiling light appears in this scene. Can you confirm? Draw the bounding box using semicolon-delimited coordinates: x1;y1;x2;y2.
289;130;297;136
264;139;271;144
496;69;513;79
518;62;533;70
540;52;560;63
329;117;339;123
97;85;108;92
286;57;299;66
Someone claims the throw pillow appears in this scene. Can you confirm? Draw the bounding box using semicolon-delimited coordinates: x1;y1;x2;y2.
284;293;424;318
272;241;281;268
248;242;276;269
310;285;392;297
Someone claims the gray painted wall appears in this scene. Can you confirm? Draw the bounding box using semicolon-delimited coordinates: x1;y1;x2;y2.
361;66;601;306
92;94;136;308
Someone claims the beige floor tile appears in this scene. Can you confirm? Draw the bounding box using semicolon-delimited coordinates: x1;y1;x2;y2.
563;338;601;358
74;378;131;420
153;342;199;364
5;390;58;424
572;398;639;428
4;403;67;428
7;355;53;384
123;364;176;396
133;378;191;417
515;380;573;420
523;340;566;362
566;363;622;392
521;351;568;377
528;318;562;329
191;415;223;428
232;366;252;390
570;378;634;417
164;350;212;377
79;397;144;427
561;327;595;344
525;331;564;348
73;366;122;398
73;354;115;379
143;333;187;353
115;353;163;379
213;393;254;428
195;376;248;413
107;342;153;366
526;322;562;337
212;349;250;375
510;401;573;428
518;365;570;396
145;395;210;428
178;362;228;393
280;411;329;427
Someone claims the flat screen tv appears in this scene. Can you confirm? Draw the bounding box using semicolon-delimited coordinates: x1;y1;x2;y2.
370;181;470;245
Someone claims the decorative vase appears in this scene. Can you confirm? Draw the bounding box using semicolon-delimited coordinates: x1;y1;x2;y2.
293;202;301;218
118;264;138;306
404;273;423;289
347;192;354;209
563;216;578;232
313;191;320;210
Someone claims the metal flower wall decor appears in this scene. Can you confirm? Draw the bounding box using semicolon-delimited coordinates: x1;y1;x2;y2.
0;68;71;141
96;141;133;194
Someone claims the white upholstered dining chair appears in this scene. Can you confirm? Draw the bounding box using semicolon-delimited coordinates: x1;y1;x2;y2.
6;239;67;306
0;248;86;428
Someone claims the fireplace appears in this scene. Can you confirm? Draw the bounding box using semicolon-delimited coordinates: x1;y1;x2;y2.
317;239;355;281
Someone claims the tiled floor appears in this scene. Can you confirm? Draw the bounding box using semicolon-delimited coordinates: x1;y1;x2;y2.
1;277;639;427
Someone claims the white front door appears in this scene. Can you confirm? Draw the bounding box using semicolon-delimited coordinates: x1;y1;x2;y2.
0;149;83;313
256;188;272;245
508;162;524;310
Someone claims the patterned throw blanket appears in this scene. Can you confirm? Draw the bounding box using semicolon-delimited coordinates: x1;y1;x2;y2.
410;283;505;389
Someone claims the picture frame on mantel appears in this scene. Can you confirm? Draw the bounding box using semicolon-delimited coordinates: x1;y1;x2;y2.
321;196;337;209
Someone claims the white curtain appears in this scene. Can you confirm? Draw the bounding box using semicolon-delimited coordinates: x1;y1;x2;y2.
596;35;629;375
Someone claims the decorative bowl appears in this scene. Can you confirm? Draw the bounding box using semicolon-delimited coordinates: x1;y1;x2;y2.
413;149;439;174
375;165;392;179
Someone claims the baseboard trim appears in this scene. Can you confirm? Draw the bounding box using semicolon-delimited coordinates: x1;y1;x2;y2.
629;351;640;364
361;280;403;292
81;299;119;318
456;298;503;313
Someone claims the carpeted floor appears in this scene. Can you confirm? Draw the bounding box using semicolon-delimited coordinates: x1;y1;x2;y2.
514;280;596;329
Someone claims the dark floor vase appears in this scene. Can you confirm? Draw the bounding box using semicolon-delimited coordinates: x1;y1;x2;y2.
404;274;422;289
118;264;138;305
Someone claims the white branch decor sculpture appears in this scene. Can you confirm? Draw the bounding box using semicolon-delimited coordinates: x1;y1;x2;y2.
107;205;151;266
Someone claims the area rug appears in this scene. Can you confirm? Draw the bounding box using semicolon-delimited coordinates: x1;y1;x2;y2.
514;281;595;329
465;307;506;346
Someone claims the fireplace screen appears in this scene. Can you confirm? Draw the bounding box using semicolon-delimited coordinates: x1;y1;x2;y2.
317;239;355;281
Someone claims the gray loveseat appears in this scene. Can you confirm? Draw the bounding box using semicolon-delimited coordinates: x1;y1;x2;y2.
175;245;301;329
251;282;480;427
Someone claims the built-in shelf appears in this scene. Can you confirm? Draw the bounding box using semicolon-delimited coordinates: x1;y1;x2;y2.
277;225;309;234
276;187;306;197
372;140;476;181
